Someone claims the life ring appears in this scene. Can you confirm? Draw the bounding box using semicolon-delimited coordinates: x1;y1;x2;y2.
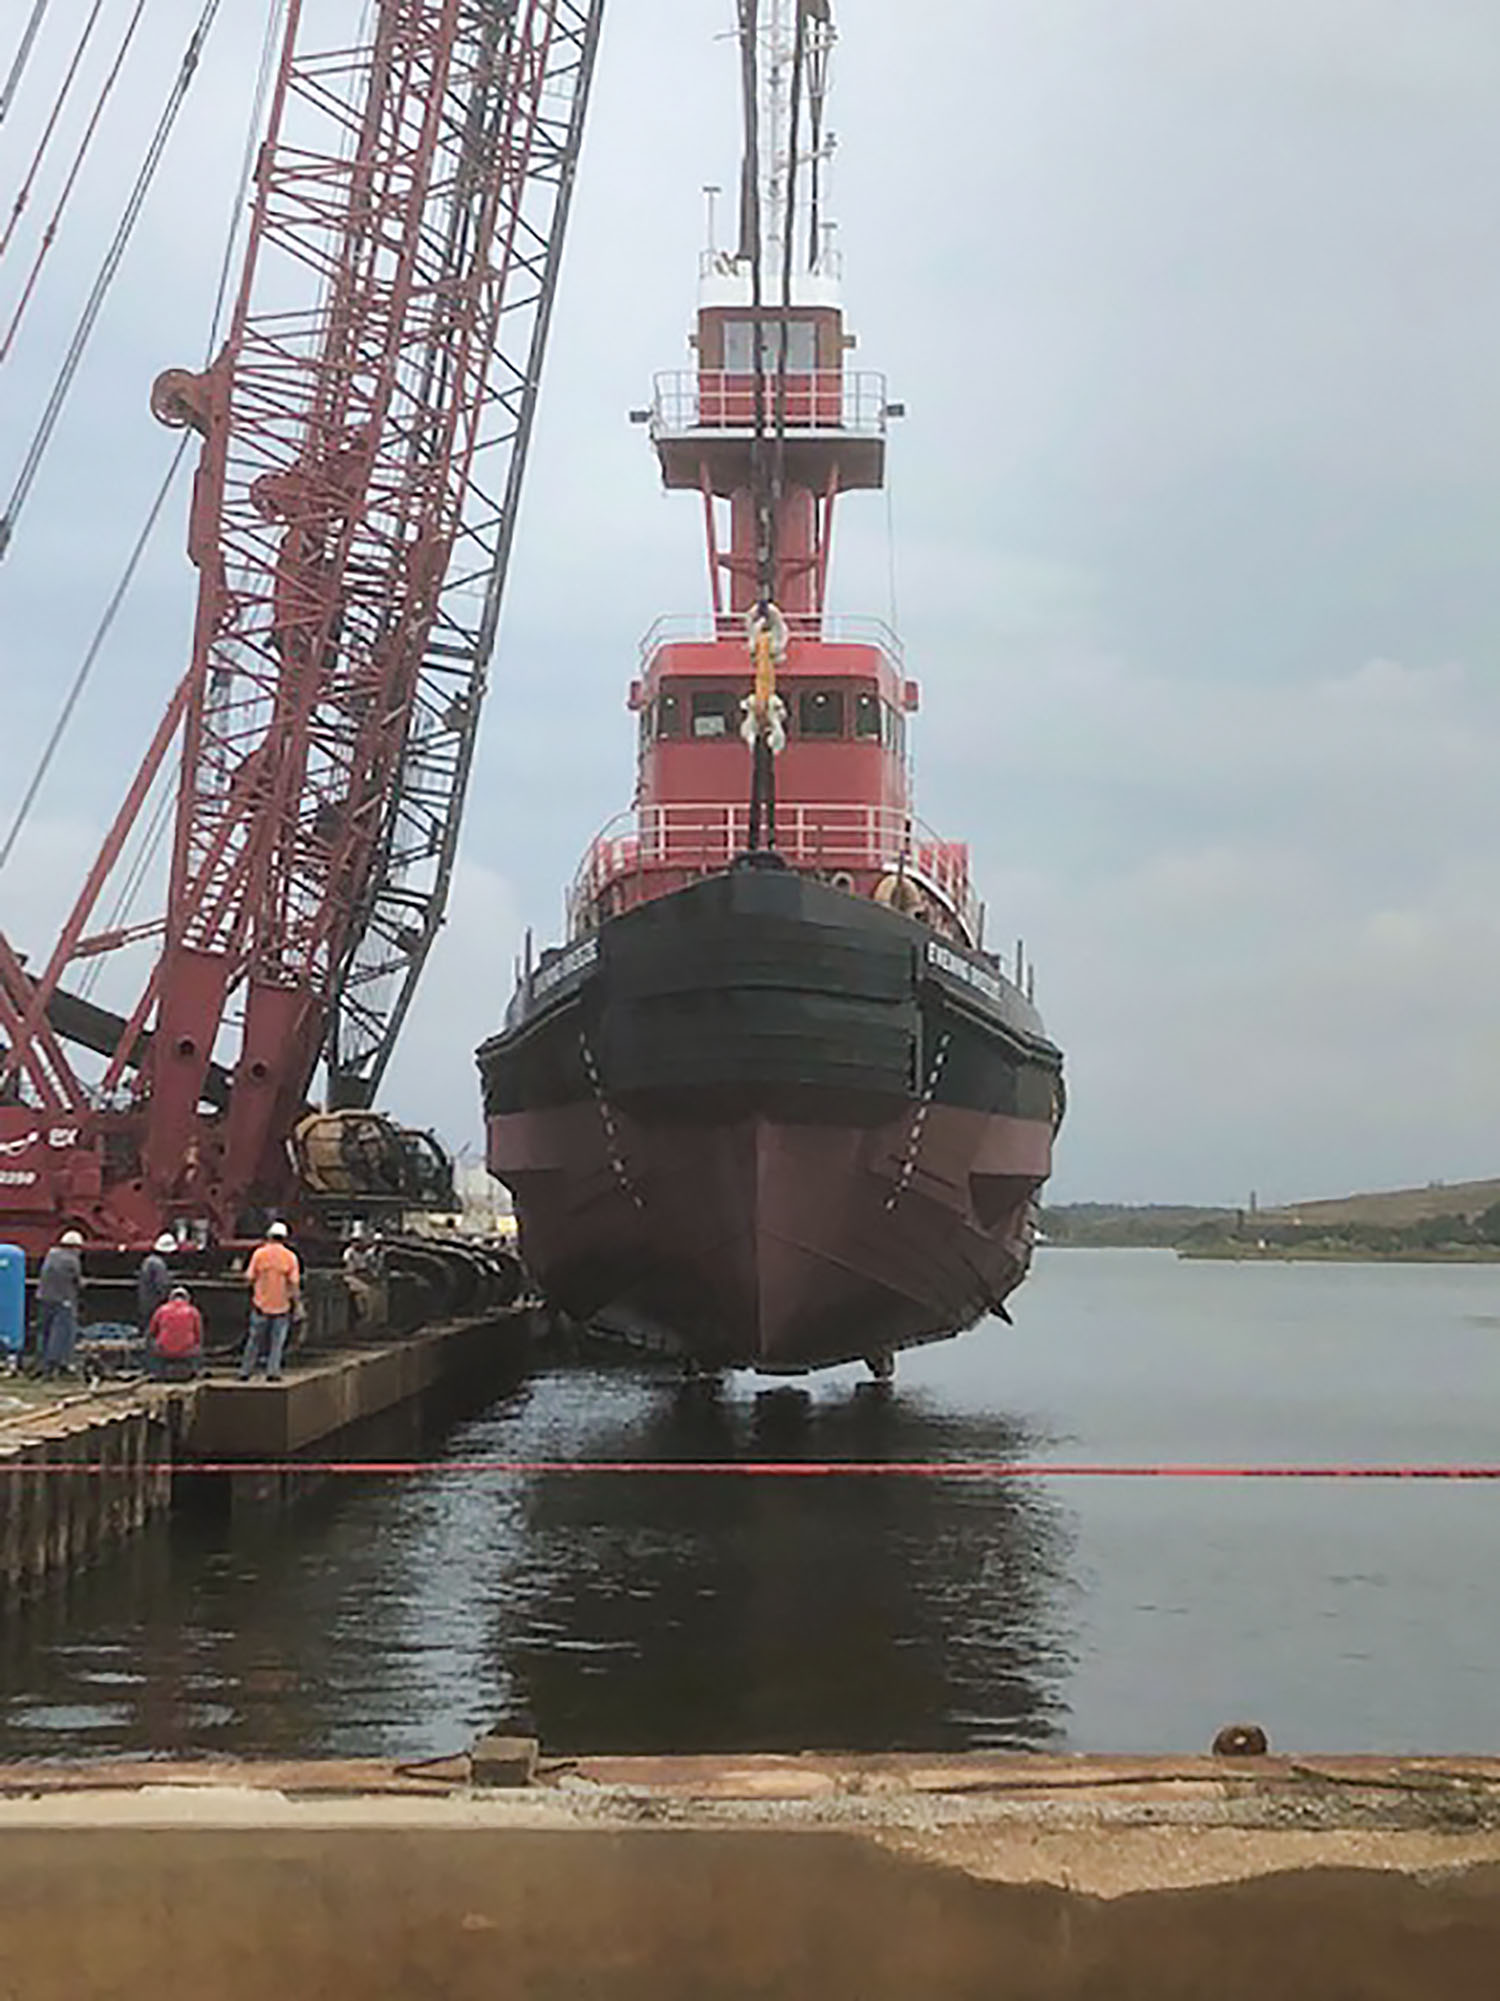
830;870;855;893
873;873;927;920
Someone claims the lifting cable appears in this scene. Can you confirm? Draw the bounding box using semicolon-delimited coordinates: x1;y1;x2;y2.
0;440;188;879
0;0;52;133
0;0;152;366
804;0;831;269
0;0;225;566
0;0;107;263
0;0;280;891
773;0;809;482
736;0;773;608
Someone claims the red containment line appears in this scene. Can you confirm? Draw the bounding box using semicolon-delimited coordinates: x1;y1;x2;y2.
2;1461;1500;1480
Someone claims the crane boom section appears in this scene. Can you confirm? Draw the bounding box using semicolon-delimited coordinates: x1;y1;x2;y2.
0;0;605;1246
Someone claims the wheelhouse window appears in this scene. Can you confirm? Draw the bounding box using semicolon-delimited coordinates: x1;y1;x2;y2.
655;691;683;739
690;688;741;738
797;687;845;738
723;317;818;373
853;690;883;742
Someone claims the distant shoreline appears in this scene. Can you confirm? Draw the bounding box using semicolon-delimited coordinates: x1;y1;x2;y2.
1177;1244;1500;1265
1042;1186;1500;1261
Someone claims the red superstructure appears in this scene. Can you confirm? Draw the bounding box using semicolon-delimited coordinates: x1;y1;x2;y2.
567;277;982;946
0;0;603;1259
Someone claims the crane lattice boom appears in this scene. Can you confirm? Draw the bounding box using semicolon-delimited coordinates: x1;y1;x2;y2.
0;0;603;1251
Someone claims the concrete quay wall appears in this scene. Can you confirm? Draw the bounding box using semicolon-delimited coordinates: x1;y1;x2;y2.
2;1755;1500;1997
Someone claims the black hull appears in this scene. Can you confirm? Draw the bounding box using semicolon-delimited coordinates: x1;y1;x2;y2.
478;864;1063;1373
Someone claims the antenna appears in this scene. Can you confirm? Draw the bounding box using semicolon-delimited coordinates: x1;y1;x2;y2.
702;182;721;255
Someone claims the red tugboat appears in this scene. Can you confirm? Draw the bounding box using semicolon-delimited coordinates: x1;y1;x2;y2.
479;1;1064;1375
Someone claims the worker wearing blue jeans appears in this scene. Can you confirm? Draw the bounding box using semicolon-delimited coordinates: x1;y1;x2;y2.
239;1307;289;1380
238;1221;302;1382
36;1229;85;1379
38;1298;79;1376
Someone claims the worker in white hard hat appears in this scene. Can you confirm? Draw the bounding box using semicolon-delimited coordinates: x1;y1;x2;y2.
136;1231;177;1345
239;1221;301;1382
35;1229;85;1379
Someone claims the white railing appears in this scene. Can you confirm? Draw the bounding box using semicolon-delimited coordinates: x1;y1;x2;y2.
638;611;905;670
569;801;981;943
651;369;889;439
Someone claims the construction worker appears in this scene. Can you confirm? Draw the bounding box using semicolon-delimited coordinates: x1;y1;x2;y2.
146;1284;205;1382
239;1221;301;1383
35;1229;85;1379
341;1226;383;1329
136;1233;176;1341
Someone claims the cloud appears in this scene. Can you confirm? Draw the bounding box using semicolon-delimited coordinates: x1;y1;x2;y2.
4;0;1500;1199
380;858;524;1154
929;652;1500;1202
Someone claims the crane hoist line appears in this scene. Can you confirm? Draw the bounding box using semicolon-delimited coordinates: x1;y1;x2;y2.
0;0;606;1260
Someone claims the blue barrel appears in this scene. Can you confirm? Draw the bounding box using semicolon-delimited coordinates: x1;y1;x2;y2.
0;1244;24;1356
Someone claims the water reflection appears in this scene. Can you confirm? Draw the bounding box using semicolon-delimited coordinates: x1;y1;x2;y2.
498;1372;1077;1754
0;1360;1079;1759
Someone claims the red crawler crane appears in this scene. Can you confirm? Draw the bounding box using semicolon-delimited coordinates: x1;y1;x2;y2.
0;0;603;1259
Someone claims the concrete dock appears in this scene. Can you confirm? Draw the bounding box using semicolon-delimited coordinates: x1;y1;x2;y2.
181;1312;529;1460
0;1751;1498;1995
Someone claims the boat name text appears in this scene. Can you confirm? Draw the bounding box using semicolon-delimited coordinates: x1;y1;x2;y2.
531;936;600;1001
926;940;1007;1010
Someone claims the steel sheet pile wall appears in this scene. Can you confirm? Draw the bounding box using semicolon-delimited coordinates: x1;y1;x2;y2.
0;1400;173;1603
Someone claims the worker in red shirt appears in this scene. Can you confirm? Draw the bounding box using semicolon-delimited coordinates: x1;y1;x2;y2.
146;1285;205;1381
240;1220;302;1382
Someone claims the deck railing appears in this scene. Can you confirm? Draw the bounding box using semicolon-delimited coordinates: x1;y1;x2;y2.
650;369;889;439
568;801;981;942
636;611;905;669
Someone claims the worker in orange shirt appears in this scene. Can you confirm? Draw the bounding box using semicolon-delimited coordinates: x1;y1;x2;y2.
239;1220;302;1382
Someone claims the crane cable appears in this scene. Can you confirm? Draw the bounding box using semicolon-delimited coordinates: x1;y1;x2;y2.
0;0;52;133
738;1;815;852
0;0;281;889
0;443;188;881
772;0;809;504
804;0;831;269
0;0;107;262
0;0;226;565
1;0;152;365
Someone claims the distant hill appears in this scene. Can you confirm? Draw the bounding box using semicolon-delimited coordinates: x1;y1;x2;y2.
1257;1179;1500;1230
1044;1179;1500;1258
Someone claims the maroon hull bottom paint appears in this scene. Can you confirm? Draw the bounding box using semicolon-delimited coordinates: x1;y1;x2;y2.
490;1098;1050;1373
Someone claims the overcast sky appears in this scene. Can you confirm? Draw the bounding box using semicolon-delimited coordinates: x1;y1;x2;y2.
2;0;1499;1205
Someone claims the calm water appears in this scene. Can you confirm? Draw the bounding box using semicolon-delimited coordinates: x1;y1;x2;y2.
2;1249;1498;1759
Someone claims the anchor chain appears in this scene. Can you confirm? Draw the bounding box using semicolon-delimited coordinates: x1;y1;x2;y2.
885;1030;952;1211
579;1030;644;1211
